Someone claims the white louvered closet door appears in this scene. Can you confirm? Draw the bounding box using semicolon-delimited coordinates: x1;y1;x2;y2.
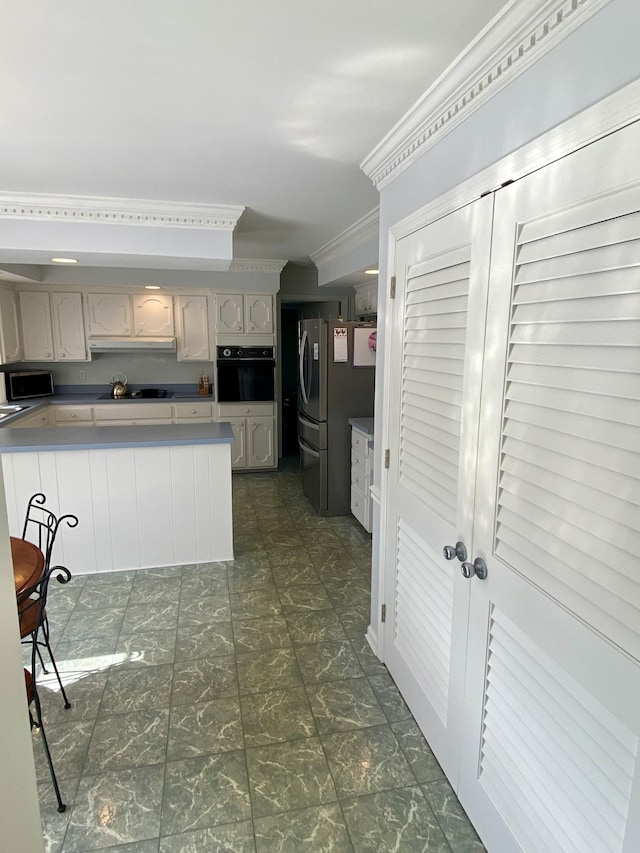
459;120;640;852
383;196;493;783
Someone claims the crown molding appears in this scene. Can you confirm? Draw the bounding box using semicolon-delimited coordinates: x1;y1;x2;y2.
229;259;287;274
361;0;612;190
310;207;379;268
0;192;245;230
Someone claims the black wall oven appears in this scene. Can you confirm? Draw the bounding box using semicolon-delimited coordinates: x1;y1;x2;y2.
216;346;275;402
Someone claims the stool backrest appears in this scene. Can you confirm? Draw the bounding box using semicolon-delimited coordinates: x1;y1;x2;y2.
21;493;78;567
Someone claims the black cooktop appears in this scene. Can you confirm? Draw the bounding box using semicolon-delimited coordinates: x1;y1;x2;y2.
97;389;174;400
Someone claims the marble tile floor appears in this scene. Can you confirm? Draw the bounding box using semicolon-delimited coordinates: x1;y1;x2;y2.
31;460;484;853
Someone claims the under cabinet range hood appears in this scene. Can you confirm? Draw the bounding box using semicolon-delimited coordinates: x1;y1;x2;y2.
88;336;177;353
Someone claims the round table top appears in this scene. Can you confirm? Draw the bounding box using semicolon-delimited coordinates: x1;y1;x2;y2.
11;536;45;597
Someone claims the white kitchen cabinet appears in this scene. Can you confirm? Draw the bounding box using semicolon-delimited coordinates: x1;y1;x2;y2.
0;288;23;364
93;403;174;426
244;294;273;334
11;407;50;428
133;292;174;336
175;294;210;361
216;293;273;335
354;281;378;318
227;417;247;467
19;291;54;361
350;424;373;533
86;293;132;336
173;401;213;423
52;405;94;425
218;402;275;470
51;292;88;361
216;294;244;333
247;416;275;468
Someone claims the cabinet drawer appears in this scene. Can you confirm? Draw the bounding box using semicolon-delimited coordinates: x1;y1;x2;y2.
351;467;372;494
351;429;370;455
174;402;213;420
94;403;173;421
218;402;274;418
351;485;371;532
53;405;94;424
351;447;371;475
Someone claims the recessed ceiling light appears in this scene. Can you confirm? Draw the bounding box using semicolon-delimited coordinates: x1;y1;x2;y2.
145;285;161;290
364;268;379;275
50;257;78;264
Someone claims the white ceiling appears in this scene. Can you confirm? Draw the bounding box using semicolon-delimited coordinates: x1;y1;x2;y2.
0;0;507;280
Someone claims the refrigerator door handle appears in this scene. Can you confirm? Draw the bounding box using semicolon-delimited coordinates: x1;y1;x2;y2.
298;437;320;458
299;329;309;405
298;413;320;431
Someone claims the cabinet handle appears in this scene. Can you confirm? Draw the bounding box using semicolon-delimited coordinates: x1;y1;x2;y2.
45;352;51;358
60;353;66;358
124;328;129;333
71;413;76;418
192;409;197;414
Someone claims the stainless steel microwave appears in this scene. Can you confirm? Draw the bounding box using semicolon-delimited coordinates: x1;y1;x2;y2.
6;370;54;401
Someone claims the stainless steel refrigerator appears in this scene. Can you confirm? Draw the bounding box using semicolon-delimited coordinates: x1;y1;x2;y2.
298;319;375;515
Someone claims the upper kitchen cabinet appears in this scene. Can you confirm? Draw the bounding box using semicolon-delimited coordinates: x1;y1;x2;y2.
86;291;175;337
216;293;273;335
0;288;23;363
354;281;378;318
133;292;174;336
86;292;132;336
51;292;87;361
20;291;88;362
19;291;54;361
175;294;210;361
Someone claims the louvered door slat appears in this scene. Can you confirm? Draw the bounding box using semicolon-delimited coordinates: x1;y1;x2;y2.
517;210;640;264
507;361;640;398
509;342;639;372
515;239;640;284
510;317;640;345
504;398;639;454
505;380;640;429
512;266;638;304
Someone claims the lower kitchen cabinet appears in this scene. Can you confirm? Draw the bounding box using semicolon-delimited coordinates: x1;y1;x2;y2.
173;401;213;423
11;408;51;428
218;403;276;470
350;422;373;533
93;403;174;426
52;405;94;426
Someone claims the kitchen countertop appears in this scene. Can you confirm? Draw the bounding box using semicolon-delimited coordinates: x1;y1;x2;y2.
348;417;374;435
0;421;234;453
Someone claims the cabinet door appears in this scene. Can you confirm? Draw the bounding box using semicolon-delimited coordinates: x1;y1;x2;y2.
228;417;247;468
354;285;370;315
244;294;273;334
383;196;493;783
247;416;275;468
133;292;174;336
458;122;640;853
51;292;87;361
12;408;50;428
176;294;210;361
217;294;244;333
19;291;54;361
86;293;132;336
0;288;22;363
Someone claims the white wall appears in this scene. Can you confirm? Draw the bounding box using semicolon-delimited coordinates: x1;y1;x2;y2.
370;0;640;643
28;352;207;389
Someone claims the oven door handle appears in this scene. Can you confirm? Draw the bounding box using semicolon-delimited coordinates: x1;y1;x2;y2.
298;437;320;458
299;329;309;405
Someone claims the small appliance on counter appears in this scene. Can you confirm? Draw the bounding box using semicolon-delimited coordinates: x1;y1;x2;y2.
110;373;128;398
6;370;54;401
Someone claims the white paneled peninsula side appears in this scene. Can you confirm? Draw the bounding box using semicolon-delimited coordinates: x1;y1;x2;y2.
0;422;234;573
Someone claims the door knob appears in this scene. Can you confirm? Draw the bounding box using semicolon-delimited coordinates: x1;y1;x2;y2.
461;558;488;580
443;541;467;562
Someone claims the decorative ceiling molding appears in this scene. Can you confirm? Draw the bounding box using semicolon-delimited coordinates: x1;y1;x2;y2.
310;207;379;268
361;0;612;190
229;259;287;274
0;192;245;230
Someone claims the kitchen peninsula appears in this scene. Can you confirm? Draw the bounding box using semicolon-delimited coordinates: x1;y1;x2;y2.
0;421;235;573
